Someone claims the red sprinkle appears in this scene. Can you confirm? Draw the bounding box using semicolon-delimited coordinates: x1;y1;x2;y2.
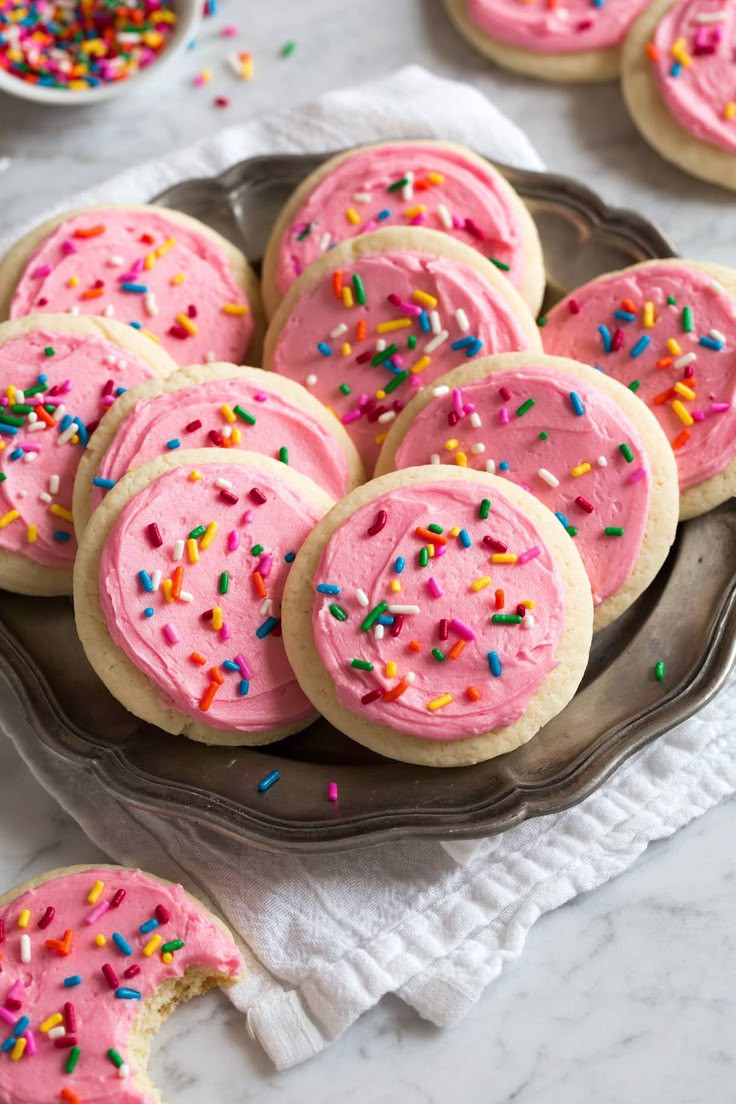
38;907;55;930
208;429;223;446
215;96;230;107
64;1002;76;1033
147;523;163;548
483;536;507;553
124;964;141;980
367;509;388;536
219;490;239;505
390;613;404;638
0;918;5;943
361;688;383;705
249;487;267;505
186;419;203;433
575;496;594;513
102;964;119;990
516;604;527;618
499;386;511;402
612;328;624;351
110;889;126;909
439;618;449;641
355;351;372;365
568;298;581;315
54;1035;78;1049
155;904;170;925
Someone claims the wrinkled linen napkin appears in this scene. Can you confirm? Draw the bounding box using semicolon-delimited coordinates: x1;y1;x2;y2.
2;65;735;1071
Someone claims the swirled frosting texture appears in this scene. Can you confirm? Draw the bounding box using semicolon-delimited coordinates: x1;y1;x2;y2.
312;480;566;739
99;462;325;733
465;0;650;52
393;367;651;607
652;0;736;153
9;210;253;365
0;330;158;569
269;249;533;471
541;263;736;491
275;144;527;298
0;867;242;1104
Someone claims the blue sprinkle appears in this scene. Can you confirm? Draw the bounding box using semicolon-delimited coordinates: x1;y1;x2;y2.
139;918;159;935
112;932;133;956
450;336;474;351
256;616;279;639
459;529;472;548
598;324;612;353
38;374;48;385
257;769;280;793
554;511;570;528
59;414;72;432
115;387;127;397
238;679;250;696
384;359;402;374
670;60;682;77
630;335;651;359
1;1038;15;1053
394;556;405;573
419;310;431;333
9;447;23;461
138;569;153;592
222;659;240;672
316;583;341;594
53;531;71;542
377;614;395;626
121;282;148;293
699;336;724;350
569;391;585;416
376;209;391;220
15;1017;29;1035
166;438;181;450
144;608;154;618
284;551;296;563
0;423;18;436
466;338;483;358
317;342;332;357
613;310;635;323
488;651;502;677
129;321;143;330
93;476;116;489
63;976;82;988
115;988;142;1000
498;460;510;472
73;417;88;446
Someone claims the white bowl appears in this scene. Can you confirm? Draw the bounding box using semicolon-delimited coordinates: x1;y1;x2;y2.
0;0;201;106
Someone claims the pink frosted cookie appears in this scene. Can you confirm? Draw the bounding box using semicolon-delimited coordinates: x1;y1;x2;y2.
542;259;736;517
444;0;650;81
0;864;243;1104
73;364;365;537
0;315;176;596
263;227;541;474
376;352;679;629
74;450;334;746
261;140;545;316
282;466;593;767
622;0;736;189
0;205;262;365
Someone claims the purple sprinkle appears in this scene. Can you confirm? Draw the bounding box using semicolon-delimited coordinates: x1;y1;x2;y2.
24;1030;37;1057
629;467;646;484
342;409;363;425
85;901;110;926
254;392;268;402
227;530;240;551
61;240;78;256
517;546;542;565
31;264;53;278
258;554;273;578
220;623;232;642
0;1008;17;1026
234;654;253;679
691;410;706;422
452;388;464;417
499;407;510;425
711;402;730;414
448;617;476;641
427;577;444;598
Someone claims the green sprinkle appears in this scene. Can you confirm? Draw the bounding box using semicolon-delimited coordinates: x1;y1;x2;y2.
296;223;311;241
233;404;256;425
22;383;46;397
489;257;511;271
10;404;33;414
479;498;491;520
516;398;535;417
161;939;184;954
387;176;409;192
408;334;417;350
428;523;444;534
566;526;578;537
628;380;641;392
218;572;229;595
604;526;624;536
0;473;6;483
418;547;429;567
279;446;289;464
666;295;676;305
43;346;55;357
188;525;206;540
251;543;264;556
329;603;348;621
371;343;398;367
537;316;548;328
384;370;409;394
339;383;351;396
619;443;634;463
280;40;296;56
361;602;388;632
538;431;549;441
0;413;23;426
351;659;374;671
43;404;56;414
353;273;366;305
492;614;522;625
431;648;446;662
66;1046;81;1074
682;306;694;333
654;660;666;682
107;1049;124;1069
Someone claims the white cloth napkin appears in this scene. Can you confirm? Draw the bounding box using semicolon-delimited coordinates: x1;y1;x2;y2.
2;66;735;1071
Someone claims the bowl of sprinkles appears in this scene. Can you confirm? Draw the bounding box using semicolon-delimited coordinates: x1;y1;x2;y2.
0;0;200;104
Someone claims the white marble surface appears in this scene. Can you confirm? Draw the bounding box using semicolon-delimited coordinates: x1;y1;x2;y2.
0;2;735;1101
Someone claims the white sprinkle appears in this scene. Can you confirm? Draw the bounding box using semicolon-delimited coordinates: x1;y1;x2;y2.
54;404;66;421
205;351;216;364
401;170;414;201
260;598;273;617
388;604;420;614
27;411;37;424
425;329;449;354
353;191;372;204
26;420;46;432
486;459;496;474
470;443;485;455
14;389;24;403
597;456;607;468
20;934;31;963
117;359;127;371
69;306;79;316
374;623;385;640
469;412;482;428
17;490;26;498
437;203;452;229
179;591;194;603
306;374;318;387
39;491;52;504
56;422;77;447
522;613;535;630
430;453;440;464
429;310;441;335
215;478;233;490
377;410;396;424
710;328;726;343
221;425;232;440
404;671;416;684
432;385;450;397
674;352;697;369
376;338;387;353
104;354;117;366
538;468;559;488
173;539;185;561
455;308;470;332
23;451;37;463
319;232;331;253
118;1064;130;1079
151;570;162;592
144;292;158;317
695;10;726;21
48;1026;66;1040
103;304;115;318
710;280;724;294
355;588;369;607
330;323;348;339
108;255;125;267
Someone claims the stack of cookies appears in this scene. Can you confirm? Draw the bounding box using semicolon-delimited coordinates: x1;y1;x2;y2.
3;140;732;767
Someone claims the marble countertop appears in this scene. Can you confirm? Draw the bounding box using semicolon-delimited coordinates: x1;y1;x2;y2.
0;2;734;1101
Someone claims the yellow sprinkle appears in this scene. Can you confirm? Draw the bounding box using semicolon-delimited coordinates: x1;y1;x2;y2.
471;576;492;592
341;342;352;356
412;290;438;308
187;538;200;564
389;579;401;592
40;1014;63;1034
428;693;453;712
67;275;79;288
222;303;249;316
375;389;386;400
642;301;655;328
410;355;431;375
374;431;387;445
345;207;361;225
0;509;23;527
427;172;444;184
171;273;186;285
5;385;15;401
144;252;156;270
200;520;218;549
212;606;223;631
50;504;74;523
444;438;458;451
376;318;412;333
231;428;241;445
520;599;536;609
455;451;468;467
17;909;30;929
95;934;107;947
188;469;201;481
667;338;682;356
156;237;176;258
70;434;79;445
427;542;435;558
671;37;692;65
672;399;694;426
342;286;354;309
162;951;174;964
26;524;37;544
11;1037;26;1062
220;404;236;423
491;553;518;564
725;102;736;121
385;660;397;678
162;579;174;603
571;463;592;478
143;934;162;958
141;328;161;344
449;527;461;538
176;313;198;336
404;205;426;217
673;382;696;400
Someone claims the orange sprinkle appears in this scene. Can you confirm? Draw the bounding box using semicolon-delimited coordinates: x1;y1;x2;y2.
383;679;410;702
646;42;660;62
656;356;674;370
653;388;674;405
74;225;106;238
415;526;447;545
81;287;104;300
34;404;55;427
621;298;637;313
332;270;344;300
252;570;267;598
171;565;184;600
356;318;367;341
409;639;422;652
61;1090;82;1104
672;428;691;450
190;652;207;665
466;686;481;702
209;666;224;686
494;589;504;610
449;639;466;661
199;681;219;712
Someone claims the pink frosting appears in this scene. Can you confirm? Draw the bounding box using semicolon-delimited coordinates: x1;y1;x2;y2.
0;867;242;1104
312;479;566;739
542;262;736;491
9;210;253;366
393;367;651;608
99;461;325;734
465;0;650;52
652;0;736;153
276;144;527;299
91;374;351;514
269;248;533;471
0;330;159;570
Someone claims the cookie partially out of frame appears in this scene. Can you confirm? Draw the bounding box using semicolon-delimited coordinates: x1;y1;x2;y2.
282;465;593;767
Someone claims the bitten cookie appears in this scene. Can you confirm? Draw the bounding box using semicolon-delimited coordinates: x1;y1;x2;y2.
0;314;176;597
541;258;736;517
376;352;679;630
74;450;334;746
263;226;542;473
622;0;736;191
261;140;545;317
73;363;365;537
0;204;263;364
281;466;593;767
444;0;651;83
0;864;243;1104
